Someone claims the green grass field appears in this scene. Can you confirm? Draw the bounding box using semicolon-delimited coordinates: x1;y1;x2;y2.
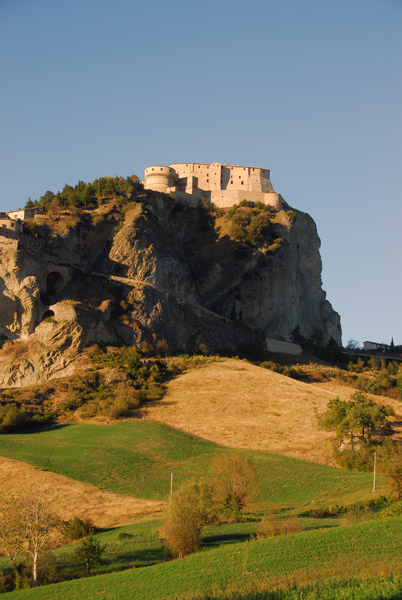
0;514;343;582
0;422;382;508
3;516;401;599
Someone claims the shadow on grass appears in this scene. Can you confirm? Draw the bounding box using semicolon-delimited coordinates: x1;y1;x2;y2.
3;422;72;436
202;532;251;548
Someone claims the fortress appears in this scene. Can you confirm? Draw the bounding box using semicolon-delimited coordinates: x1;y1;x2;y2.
143;163;284;209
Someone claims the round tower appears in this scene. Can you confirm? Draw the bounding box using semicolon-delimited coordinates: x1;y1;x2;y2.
144;166;175;193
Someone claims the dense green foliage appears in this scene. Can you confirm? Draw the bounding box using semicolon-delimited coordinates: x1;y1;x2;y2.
63;518;95;542
0;421;379;504
321;391;397;472
3;516;402;599
322;391;392;446
26;176;143;212
226;201;277;246
0;396;54;433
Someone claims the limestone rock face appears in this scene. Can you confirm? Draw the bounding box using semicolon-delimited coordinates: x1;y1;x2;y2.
0;193;341;385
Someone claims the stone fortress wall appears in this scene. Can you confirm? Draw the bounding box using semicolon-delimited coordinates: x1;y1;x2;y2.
143;163;284;209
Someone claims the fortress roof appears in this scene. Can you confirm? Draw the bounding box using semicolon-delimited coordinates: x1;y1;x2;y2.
168;162;267;170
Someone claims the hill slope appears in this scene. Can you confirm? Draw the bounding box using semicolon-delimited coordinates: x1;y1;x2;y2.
3;516;402;599
143;359;402;465
0;421;379;508
0;456;165;527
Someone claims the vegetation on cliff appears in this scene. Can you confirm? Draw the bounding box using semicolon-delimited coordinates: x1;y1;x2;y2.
0;346;172;431
26;176;143;211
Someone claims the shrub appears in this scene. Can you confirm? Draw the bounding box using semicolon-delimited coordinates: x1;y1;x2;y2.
117;532;134;541
210;453;258;521
343;503;373;524
63;517;95;542
226;202;273;246
379;500;402;518
257;512;301;538
0;405;28;432
160;480;215;558
105;397;134;419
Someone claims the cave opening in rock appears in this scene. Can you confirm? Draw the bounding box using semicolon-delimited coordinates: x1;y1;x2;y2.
46;271;65;296
41;310;55;322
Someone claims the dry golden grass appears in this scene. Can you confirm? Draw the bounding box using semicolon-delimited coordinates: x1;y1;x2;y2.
143;359;402;466
0;456;166;528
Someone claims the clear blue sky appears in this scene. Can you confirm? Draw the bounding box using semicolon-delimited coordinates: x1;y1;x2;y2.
1;0;401;346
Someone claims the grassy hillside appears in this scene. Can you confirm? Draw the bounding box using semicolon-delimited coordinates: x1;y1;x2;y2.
144;359;402;466
0;456;165;527
3;516;402;599
0;421;384;508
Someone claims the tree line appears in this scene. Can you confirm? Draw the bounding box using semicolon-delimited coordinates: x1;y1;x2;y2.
25;175;143;212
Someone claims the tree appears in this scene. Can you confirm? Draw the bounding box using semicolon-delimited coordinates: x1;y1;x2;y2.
210;453;258;520
159;479;214;558
74;535;106;576
381;444;402;500
346;339;361;349
322;392;391;449
0;493;62;587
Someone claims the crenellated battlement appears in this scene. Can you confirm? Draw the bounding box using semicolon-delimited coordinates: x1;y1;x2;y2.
143;162;283;209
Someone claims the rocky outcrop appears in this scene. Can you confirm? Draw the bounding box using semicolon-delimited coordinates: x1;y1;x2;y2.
0;193;341;386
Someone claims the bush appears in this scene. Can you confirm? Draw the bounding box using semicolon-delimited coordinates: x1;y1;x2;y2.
257;512;301;538
0;405;28;432
342;503;373;524
117;532;134;541
300;506;345;518
210;453;258;521
105;397;135;419
63;517;95;541
160;480;215;558
226;202;273;246
379;500;402;518
0;403;52;433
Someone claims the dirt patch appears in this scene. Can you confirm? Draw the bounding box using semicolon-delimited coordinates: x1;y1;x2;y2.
0;456;166;528
142;359;402;466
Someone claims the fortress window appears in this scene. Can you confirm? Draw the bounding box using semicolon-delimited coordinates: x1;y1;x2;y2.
241;181;244;185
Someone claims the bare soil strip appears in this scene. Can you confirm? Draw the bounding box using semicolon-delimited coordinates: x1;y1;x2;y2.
0;456;166;527
143;359;402;466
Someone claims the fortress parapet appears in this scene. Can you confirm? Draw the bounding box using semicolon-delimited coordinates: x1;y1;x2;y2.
143;162;283;209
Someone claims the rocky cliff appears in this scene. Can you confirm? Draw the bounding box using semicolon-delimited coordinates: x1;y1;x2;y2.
0;191;341;386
